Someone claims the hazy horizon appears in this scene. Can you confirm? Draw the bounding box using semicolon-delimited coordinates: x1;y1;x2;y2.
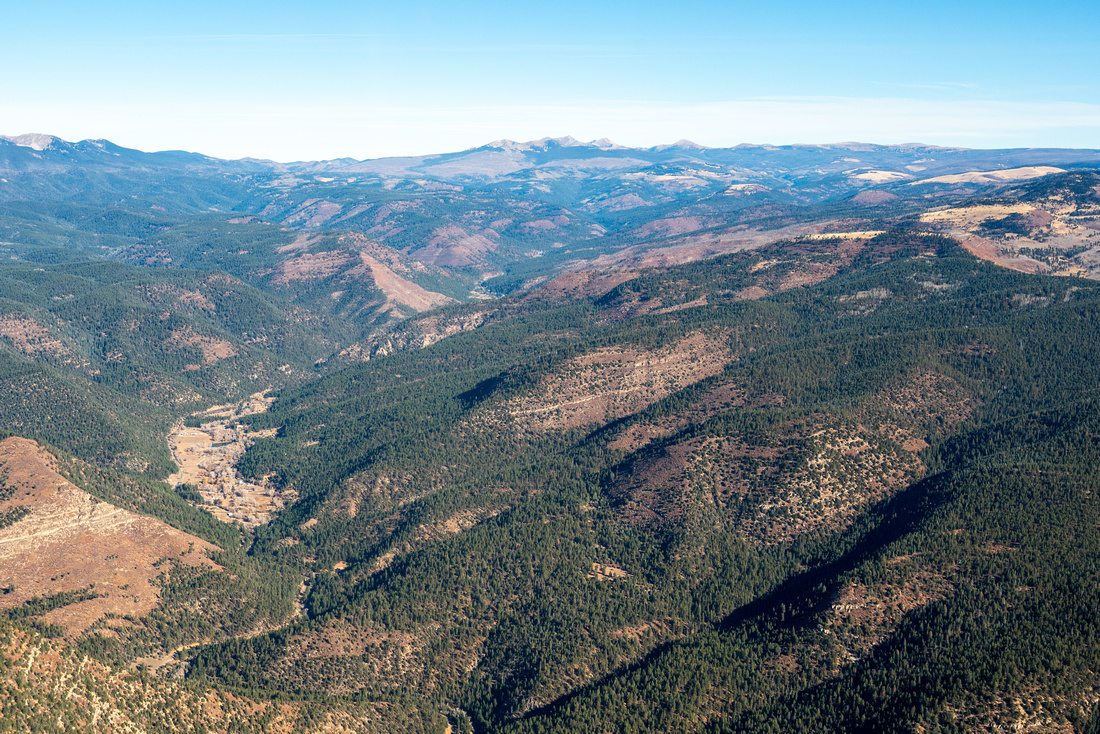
7;131;1100;166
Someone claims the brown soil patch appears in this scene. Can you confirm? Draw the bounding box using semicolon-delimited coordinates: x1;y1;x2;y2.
281;199;343;228
778;260;842;289
960;236;1049;274
607;381;756;453
852;190;899;205
411;225;498;268
0;437;219;636
526;270;639;301
823;570;954;663
496;331;734;434
412;505;505;546
276;232;321;254
589;563;630;580
733;285;769;300
614;419;924;543
1025;208;1055;228
610;619;677;642
344;252;455;312
0;315;69;357
271;250;357;285
167;328;238;363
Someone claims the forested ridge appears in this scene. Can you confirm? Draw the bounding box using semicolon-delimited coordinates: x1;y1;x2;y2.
2;146;1100;731
176;237;1100;732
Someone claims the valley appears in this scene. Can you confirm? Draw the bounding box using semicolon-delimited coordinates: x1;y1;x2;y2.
166;392;287;527
1;135;1100;733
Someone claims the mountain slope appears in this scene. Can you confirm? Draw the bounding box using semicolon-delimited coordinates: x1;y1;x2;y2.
4;136;1100;732
160;233;1100;732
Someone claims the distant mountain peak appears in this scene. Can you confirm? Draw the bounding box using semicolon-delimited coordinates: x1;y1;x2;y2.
0;133;61;151
651;139;710;152
485;136;628;152
590;137;628;150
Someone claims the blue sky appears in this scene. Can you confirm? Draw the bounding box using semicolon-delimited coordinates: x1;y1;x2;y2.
3;0;1098;161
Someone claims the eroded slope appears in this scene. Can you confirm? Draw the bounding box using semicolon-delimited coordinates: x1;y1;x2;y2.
0;437;219;636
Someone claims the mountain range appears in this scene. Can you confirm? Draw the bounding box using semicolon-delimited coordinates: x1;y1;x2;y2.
1;134;1100;733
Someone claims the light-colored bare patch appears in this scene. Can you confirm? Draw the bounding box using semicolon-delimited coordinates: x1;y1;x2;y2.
345;309;495;361
806;230;886;240
582;193;654;213
276;231;321;253
850;170;911;183
271;250;357;285
0;438;219;636
166;328;238;363
920;203;1035;228
344;252;455;312
281;199;343;228
959;236;1050;274
733;285;769;300
0;316;68;356
653;296;709;314
723;183;769;195
912;166;1064;186
521;218;561;231
944;687;1090;734
166;393;290;527
610;619;676;642
497;331;734;434
410;506;505;547
779;261;841;290
589;563;630;580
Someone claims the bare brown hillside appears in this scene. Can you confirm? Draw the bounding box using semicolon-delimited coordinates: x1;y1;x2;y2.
485;331;735;435
0;621;441;733
0;437;219;636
